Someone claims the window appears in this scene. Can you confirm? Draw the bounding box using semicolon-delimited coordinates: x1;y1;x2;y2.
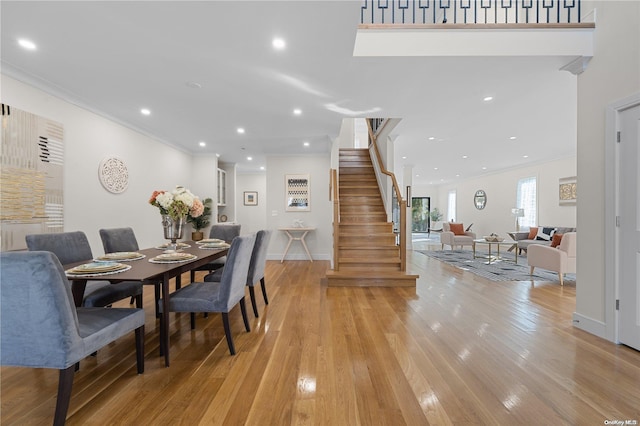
517;177;537;228
447;190;456;222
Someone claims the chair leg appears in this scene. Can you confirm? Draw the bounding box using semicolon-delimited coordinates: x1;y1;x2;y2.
129;296;135;304
260;277;269;305
190;270;195;283
135;293;143;308
221;313;236;355
190;312;196;329
135;325;145;374
559;273;564;286
176;275;181;290
54;366;75;426
530;266;535;275
249;286;259;317
239;297;251;332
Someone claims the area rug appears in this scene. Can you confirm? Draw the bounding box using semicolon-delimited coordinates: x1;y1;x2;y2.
417;250;576;283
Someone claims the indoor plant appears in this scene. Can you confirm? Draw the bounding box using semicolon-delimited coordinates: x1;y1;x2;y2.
187;197;212;241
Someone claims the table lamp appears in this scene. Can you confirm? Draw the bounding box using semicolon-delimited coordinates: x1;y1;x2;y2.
511;208;525;231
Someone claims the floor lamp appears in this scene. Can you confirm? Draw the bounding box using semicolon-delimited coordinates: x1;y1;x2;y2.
511;208;525;231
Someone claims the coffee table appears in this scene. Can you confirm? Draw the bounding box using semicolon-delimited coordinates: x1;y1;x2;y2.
472;239;518;264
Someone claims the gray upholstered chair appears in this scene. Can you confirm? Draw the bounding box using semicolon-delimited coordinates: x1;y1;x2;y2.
26;231;143;308
99;227;161;315
205;229;272;317
162;233;256;355
0;251;145;426
189;223;241;282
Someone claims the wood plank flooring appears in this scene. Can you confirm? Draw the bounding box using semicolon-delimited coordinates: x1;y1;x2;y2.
2;248;639;425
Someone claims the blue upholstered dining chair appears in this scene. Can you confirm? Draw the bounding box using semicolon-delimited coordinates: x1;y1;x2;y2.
205;229;272;317
99;227;162;315
162;233;256;355
189;223;241;282
26;231;143;308
0;251;145;426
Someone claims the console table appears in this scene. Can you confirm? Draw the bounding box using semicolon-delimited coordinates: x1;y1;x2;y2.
278;227;315;262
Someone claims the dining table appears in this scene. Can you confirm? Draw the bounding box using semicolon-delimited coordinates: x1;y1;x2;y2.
63;240;229;367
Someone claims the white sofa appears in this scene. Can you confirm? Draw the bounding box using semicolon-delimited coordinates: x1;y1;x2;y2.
527;232;576;285
440;222;476;250
514;226;577;253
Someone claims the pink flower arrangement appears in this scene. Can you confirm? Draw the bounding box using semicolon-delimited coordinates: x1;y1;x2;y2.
149;186;204;220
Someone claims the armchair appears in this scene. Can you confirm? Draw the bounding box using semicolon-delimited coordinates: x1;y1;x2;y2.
527;232;576;285
440;222;476;250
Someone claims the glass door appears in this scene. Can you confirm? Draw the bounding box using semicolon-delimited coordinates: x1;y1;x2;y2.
411;197;430;233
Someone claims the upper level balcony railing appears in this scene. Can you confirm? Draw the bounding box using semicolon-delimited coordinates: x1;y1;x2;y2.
361;0;583;25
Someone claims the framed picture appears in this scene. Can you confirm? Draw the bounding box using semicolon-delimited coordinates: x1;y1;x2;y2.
559;176;577;206
244;191;258;206
286;174;310;211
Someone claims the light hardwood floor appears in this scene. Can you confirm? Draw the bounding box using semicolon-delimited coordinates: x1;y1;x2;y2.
2;247;639;425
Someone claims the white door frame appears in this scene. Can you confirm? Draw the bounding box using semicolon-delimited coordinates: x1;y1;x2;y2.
605;92;640;342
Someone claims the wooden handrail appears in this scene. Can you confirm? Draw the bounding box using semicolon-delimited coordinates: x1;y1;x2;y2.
366;120;407;271
330;168;339;271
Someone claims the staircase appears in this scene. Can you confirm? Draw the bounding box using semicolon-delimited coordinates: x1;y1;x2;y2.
326;149;418;287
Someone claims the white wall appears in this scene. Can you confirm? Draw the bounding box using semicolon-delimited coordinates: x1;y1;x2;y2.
574;1;640;338
2;75;216;253
266;155;332;261
414;157;577;241
235;173;267;236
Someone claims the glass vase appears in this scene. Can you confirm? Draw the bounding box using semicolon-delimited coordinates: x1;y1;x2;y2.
162;214;185;251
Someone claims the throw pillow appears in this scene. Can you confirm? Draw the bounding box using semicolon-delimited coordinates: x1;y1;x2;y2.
449;223;465;235
536;227;556;241
527;227;538;240
551;233;563;248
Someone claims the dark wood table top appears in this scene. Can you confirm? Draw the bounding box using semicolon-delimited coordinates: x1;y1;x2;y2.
64;241;229;282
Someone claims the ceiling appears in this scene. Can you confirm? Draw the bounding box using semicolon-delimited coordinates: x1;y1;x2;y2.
0;1;577;186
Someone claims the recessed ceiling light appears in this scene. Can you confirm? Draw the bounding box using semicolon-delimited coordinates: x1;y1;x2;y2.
140;108;151;116
483;96;494;101
482;166;487;170
456;174;460;177
416;174;420;177
237;127;245;134
215;153;220;158
303;141;310;147
293;108;302;116
462;155;468;159
434;167;438;170
199;141;206;147
510;136;517;140
260;166;265;170
428;137;435;140
18;38;37;50
523;155;529;158
272;37;286;50
402;156;407;159
247;156;253;161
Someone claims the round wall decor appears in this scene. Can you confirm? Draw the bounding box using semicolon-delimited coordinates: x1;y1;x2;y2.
98;157;129;194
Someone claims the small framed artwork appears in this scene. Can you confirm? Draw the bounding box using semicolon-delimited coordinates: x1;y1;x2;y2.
286;174;310;211
559;176;577;206
244;191;258;206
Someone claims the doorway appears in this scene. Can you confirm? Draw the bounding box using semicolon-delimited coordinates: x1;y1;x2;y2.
411;197;430;233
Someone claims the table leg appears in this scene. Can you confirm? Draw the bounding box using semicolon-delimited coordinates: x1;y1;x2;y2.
281;231;294;263
473;242;476;259
161;274;171;367
71;280;87;307
299;231;313;262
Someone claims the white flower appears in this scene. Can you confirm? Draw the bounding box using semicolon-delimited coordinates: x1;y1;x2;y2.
156;191;174;210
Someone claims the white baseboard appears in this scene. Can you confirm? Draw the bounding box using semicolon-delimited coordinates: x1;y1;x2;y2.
572;312;609;340
266;254;330;262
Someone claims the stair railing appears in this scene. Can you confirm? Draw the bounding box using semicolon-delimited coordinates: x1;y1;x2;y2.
330;168;340;271
367;119;407;271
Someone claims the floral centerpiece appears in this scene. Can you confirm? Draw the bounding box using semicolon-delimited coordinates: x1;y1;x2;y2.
149;186;204;247
149;186;204;220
